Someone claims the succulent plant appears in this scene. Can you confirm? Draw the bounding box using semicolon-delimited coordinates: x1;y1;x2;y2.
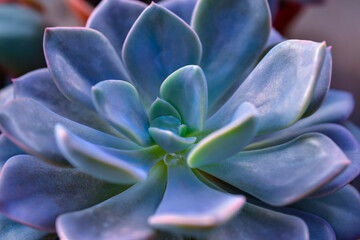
0;0;359;239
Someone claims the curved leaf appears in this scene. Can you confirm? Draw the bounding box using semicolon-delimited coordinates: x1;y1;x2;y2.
56;161;167;240
160;0;197;24
149;160;245;237
87;0;146;58
55;125;165;184
148;127;196;153
0;135;24;169
0;155;127;232
160;65;207;132
0;84;13;106
208;203;309;240
292;89;354;129
192;0;271;110
148;98;181;122
292;185;360;240
247;123;360;197
92;80;152;146
302;47;332;117
207;40;326;134
14;68;119;135
200;133;349;206
44;27;129;109
123;3;202;104
188;102;258;168
0;98;139;165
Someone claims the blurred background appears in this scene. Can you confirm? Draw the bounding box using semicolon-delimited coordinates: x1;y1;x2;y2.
0;0;359;124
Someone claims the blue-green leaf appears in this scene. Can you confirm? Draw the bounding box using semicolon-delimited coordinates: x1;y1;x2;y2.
0;155;127;232
87;0;146;58
200;133;349;206
122;3;202;105
148;127;196;153
149;160;245;237
148;98;181;122
56;161;167;240
208;203;309;240
192;0;271;110
293;89;354;129
55;125;165;184
0;98;138;165
0;135;24;169
160;65;207;132
207;40;326;134
92;80;152;146
0;214;55;240
292;185;360;240
14;68;118;135
44;27;129;109
0;84;13;106
160;0;197;24
188;102;258;168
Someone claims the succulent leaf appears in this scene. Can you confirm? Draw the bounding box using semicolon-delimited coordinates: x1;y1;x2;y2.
160;65;207;132
148;127;196;153
14;68;119;135
302;47;332;118
0;214;54;240
0;98;139;165
207;40;326;134
55;125;164;184
44;27;130;109
291;89;355;129
188;102;258;168
149;160;245;236
0;84;14;107
208;203;309;240
86;0;147;58
0;155;128;232
160;0;197;24
292;185;360;240
92;80;152;146
247;123;360;197
200;133;349;206
148;98;181;122
56;161;167;240
0;135;24;169
122;3;202;105
192;0;271;111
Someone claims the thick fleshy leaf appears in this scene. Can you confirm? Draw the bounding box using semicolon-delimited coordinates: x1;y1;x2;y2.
275;207;336;240
207;40;326;133
0;5;46;75
0;155;127;232
14;68;119;135
200;133;349;206
292;89;354;129
344;121;360;143
44;27;129;109
0;98;139;165
160;65;207;132
122;3;202;104
149;160;245;236
148;98;181;122
302;47;332;117
55;125;165;184
247;123;360;197
292;185;360;240
188;102;258;168
0;214;56;240
56;161;167;240
192;0;271;110
0;135;24;169
92;80;152;146
264;28;285;50
160;0;197;24
86;0;146;58
208;203;309;240
148;127;196;153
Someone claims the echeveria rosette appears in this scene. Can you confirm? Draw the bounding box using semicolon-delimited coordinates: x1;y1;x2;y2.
0;0;359;240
